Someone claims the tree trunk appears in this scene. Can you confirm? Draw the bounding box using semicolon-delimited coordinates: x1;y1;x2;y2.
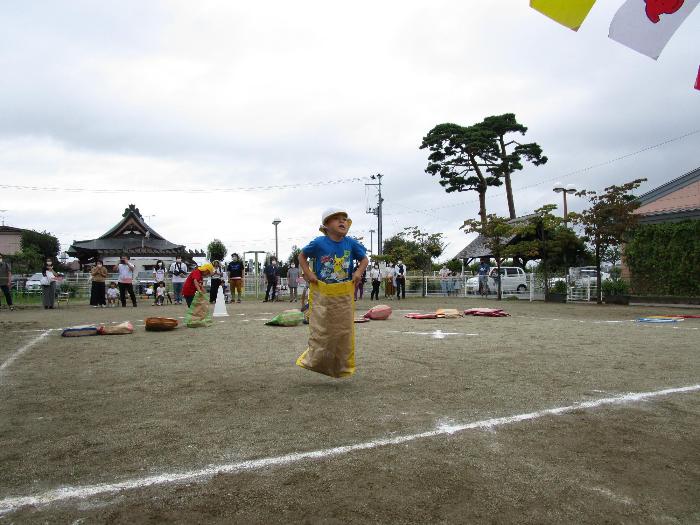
478;189;487;225
505;174;516;219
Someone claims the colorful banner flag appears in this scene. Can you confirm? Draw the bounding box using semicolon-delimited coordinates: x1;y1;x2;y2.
609;0;700;60
695;66;700;90
530;0;597;31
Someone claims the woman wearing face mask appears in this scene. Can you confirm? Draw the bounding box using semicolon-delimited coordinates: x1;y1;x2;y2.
152;260;166;305
90;259;108;307
370;262;381;301
41;258;58;309
287;261;300;302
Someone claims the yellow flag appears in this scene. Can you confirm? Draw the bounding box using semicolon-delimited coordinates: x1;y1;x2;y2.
530;0;597;31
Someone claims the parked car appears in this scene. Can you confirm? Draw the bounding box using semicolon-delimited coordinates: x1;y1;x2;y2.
570;266;610;286
466;267;528;294
24;273;45;291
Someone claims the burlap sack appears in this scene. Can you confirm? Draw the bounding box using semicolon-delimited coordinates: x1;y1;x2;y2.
185;291;213;328
296;280;355;378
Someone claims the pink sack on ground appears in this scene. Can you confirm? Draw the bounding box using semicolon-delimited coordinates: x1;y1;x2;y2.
364;304;392;320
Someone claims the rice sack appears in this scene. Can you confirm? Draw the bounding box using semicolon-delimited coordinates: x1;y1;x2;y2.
97;321;134;335
266;309;304;327
185;291;213;328
145;317;179;331
363;304;392;320
61;325;98;337
296;280;355;378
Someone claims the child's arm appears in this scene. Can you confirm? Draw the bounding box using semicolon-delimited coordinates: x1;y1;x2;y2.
352;256;369;286
298;252;318;284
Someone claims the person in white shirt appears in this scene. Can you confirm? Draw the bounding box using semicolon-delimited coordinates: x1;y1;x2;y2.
394;260;407;300
369;262;381;300
41;258;59;309
152;260;167;305
169;256;188;305
155;281;166;306
116;255;137;307
439;265;451;296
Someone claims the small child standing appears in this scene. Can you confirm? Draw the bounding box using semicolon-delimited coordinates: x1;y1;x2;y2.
106;282;119;307
297;207;369;378
155;281;166;306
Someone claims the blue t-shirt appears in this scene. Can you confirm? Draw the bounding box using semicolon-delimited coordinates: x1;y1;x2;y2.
302;235;367;283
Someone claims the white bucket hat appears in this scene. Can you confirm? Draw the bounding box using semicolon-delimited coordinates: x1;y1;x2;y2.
319;207;352;233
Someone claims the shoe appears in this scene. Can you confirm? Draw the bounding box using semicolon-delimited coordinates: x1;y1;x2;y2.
237;299;241;303
92;305;98;308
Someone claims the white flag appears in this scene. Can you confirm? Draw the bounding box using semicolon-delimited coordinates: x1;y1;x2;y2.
609;0;699;60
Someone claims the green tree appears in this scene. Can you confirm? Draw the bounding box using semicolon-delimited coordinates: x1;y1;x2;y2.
287;245;301;267
21;230;60;259
207;239;227;262
9;245;44;274
420;123;501;224
481;113;548;219
461;215;515;300
571;179;646;303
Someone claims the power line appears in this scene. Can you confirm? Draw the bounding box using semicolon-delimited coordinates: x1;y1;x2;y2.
0;176;370;194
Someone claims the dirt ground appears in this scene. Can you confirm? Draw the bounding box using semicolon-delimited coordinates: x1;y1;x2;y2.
0;297;698;524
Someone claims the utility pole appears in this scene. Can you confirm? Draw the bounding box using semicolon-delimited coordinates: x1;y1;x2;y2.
368;229;375;255
365;173;384;255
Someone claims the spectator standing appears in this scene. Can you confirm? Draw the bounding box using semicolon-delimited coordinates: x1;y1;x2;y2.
227;253;244;303
394;260;407;300
152;260;167;305
90;260;108;307
263;257;279;302
106;282;119;307
453;271;462;297
384;262;395;299
209;260;223;303
116;255;137;307
369;262;381;300
169;256;188;304
0;253;14;311
41;258;59;309
478;259;491;296
439;265;450;296
287;262;300;302
354;267;366;301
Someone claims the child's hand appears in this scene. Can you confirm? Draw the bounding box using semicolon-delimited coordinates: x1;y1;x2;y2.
306;273;318;284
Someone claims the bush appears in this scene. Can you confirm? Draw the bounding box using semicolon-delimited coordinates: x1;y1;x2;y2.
601;278;629;296
551;280;567;294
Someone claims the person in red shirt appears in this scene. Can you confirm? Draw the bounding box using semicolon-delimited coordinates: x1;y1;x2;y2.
182;263;214;307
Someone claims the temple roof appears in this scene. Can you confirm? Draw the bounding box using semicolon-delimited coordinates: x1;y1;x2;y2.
67;205;204;259
452;214;537;261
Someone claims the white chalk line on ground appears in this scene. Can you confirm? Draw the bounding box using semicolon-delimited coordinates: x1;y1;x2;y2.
0;330;51;380
0;383;698;516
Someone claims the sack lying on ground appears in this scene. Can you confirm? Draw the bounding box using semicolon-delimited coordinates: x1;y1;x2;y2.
436;308;462;318
185;291;213;328
97;321;134;335
404;312;438;319
145;317;179;331
363;304;392;320
296;280;355;378
62;325;98;337
463;308;510;317
266;309;304;326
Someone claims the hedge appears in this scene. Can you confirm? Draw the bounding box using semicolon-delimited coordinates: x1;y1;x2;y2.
624;220;700;296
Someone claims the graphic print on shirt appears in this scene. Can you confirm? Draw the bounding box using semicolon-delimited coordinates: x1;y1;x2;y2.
319;250;352;282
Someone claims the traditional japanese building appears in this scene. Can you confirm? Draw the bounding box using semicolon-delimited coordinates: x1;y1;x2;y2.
67;205;204;272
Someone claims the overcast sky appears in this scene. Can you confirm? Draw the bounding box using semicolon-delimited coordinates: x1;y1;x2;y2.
1;1;698;263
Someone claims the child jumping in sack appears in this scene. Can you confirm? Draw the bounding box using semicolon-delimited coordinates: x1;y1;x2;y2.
297;207;369;378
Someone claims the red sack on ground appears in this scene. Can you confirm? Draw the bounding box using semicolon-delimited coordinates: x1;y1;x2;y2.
364;304;392;320
464;308;510;317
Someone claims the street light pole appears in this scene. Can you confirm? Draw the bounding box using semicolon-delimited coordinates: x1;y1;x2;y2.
365;173;384;255
553;183;577;226
272;218;281;259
